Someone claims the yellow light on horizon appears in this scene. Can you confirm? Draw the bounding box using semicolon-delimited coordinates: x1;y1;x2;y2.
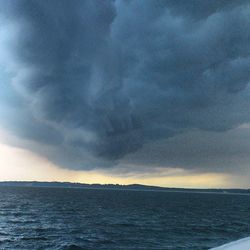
0;141;235;189
0;127;247;189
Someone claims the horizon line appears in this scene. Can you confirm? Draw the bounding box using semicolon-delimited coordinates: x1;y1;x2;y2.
0;180;249;191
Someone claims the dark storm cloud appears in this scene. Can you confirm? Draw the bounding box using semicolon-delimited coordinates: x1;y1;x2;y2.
0;0;250;170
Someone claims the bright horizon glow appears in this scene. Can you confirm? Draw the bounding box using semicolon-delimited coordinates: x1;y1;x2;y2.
0;135;249;189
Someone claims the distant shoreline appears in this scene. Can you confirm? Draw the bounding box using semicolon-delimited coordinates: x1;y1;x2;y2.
0;181;250;195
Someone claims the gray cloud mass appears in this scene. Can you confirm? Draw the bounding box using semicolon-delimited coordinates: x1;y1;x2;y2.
0;0;250;171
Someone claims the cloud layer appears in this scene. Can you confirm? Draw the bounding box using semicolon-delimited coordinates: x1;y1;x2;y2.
0;0;250;171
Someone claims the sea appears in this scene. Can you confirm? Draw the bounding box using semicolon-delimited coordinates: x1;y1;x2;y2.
1;187;250;250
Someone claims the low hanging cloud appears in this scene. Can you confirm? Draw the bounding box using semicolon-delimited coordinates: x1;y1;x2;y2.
0;0;250;171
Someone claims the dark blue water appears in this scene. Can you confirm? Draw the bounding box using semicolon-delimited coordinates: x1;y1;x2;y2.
1;187;250;249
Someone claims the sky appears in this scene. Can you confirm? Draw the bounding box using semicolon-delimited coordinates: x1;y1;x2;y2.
0;0;250;188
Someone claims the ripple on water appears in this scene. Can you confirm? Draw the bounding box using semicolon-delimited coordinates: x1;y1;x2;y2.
1;187;250;250
62;244;85;250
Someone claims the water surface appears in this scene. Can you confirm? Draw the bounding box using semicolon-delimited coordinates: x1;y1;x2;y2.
1;187;250;249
